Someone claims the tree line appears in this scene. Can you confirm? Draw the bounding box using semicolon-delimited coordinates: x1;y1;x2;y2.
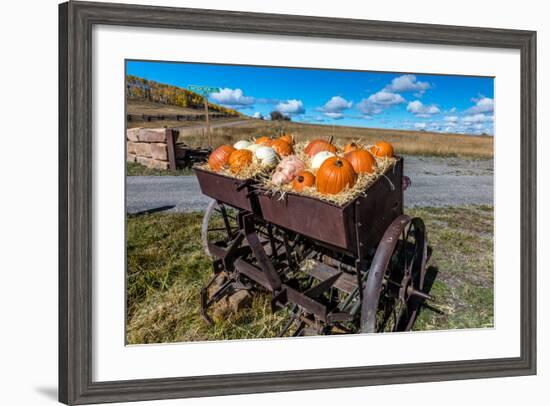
126;75;242;117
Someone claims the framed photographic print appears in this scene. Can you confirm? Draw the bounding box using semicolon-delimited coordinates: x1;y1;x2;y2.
59;1;536;404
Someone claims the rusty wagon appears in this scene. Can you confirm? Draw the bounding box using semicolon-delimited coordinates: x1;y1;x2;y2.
194;157;432;335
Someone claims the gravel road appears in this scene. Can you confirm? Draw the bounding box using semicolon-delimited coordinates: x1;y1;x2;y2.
126;155;493;214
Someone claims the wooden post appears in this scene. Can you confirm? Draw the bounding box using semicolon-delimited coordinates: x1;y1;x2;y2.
204;97;212;147
166;129;177;170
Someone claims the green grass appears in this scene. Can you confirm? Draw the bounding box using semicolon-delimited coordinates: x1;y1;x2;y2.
126;212;288;344
127;162;195;176
126;205;494;344
408;206;494;330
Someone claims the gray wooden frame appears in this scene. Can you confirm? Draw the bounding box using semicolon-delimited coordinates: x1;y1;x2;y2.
59;1;537;404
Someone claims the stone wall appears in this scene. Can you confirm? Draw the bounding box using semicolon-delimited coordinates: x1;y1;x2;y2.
126;128;176;170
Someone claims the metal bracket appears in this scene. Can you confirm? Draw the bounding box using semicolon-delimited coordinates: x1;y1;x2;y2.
242;214;282;292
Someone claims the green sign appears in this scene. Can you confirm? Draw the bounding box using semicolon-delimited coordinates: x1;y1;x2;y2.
188;85;220;95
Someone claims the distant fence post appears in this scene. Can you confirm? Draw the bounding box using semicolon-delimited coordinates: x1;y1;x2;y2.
166;129;177;170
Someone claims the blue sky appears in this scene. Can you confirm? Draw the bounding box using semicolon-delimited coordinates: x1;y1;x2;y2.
127;60;495;135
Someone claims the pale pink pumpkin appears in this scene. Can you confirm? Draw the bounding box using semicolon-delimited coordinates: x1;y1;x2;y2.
271;155;305;185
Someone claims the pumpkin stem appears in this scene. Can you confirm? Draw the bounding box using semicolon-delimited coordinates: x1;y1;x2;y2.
297;175;304;182
335;159;343;167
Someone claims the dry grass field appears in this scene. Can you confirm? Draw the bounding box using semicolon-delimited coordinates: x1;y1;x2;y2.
127;100;205;116
180;120;493;158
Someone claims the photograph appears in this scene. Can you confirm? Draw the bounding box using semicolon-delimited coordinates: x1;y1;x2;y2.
125;60;494;344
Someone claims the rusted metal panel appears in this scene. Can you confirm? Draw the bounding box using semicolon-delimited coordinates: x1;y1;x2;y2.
355;157;404;253
194;167;259;212
257;191;355;252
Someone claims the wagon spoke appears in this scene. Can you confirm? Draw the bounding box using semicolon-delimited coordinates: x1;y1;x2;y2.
202;201;241;258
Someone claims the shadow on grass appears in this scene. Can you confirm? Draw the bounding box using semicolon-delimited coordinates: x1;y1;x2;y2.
129;205;175;217
419;265;445;316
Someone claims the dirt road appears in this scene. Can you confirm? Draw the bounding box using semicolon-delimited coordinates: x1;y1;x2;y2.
126;156;493;214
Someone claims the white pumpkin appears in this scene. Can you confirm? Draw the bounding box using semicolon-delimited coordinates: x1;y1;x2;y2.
311;151;336;169
233;140;252;150
255;146;279;166
245;143;261;153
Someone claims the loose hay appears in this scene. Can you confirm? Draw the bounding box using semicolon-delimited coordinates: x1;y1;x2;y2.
195;156;276;180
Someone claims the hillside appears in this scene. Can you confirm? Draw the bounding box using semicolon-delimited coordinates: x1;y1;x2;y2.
127;100;211;116
126;75;244;117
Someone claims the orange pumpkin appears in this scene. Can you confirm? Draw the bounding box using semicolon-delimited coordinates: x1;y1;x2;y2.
344;150;376;174
208;145;236;171
316;157;357;195
279;133;294;145
271;139;294;156
343;142;361;154
305;139;337;157
304;139;325;155
292;171;316;192
370;141;394;158
255;136;273;146
228;149;253;173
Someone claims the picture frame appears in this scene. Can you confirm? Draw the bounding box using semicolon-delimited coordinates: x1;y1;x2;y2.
59;1;537;404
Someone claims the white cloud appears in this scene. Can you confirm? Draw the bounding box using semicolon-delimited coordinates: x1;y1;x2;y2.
323;112;344;119
210;88;254;107
276;99;305;115
385;74;430;94
414;122;427;129
318;96;352;119
252;112;263;119
367;90;405;105
407;100;441;117
321;96;352;112
444;116;458;123
443;126;457;133
462;113;493;124
356;90;404;117
357;99;383;116
467;97;494;114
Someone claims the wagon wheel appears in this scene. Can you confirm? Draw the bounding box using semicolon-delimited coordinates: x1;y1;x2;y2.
360;215;428;333
201;200;240;258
